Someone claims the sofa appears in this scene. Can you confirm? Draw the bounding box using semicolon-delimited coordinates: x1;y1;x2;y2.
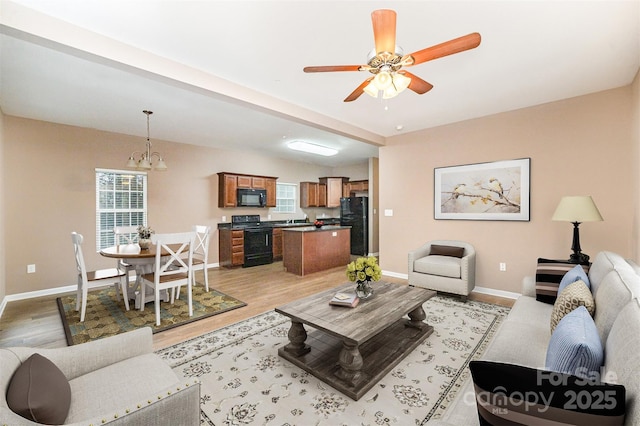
408;240;476;301
431;251;640;425
0;327;201;425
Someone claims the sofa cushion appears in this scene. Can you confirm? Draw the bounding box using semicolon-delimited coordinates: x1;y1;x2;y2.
588;251;634;294
535;258;590;304
6;353;71;425
429;244;465;258
605;298;640;425
414;255;461;278
594;267;640;344
550;280;595;332
469;360;626;426
546;306;603;378
558;264;590;293
65;353;179;423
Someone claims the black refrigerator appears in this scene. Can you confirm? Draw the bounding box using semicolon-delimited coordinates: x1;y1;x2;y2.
340;196;368;256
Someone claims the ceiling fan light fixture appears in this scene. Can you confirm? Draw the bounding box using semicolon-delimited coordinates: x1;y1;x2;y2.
363;81;379;98
373;70;393;91
288;140;338;156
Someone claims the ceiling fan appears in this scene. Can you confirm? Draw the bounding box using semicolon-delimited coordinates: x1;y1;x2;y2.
303;9;481;102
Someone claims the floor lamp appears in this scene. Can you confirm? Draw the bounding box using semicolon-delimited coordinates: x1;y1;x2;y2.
552;196;603;264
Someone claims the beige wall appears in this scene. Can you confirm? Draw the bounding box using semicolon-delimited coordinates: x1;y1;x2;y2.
2;116;368;296
380;86;634;294
632;69;640;260
0;109;5;303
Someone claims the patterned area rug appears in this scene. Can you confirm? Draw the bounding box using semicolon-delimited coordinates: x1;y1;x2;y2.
57;285;246;346
157;295;510;425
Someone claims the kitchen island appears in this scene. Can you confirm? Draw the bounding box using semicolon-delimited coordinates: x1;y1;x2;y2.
282;226;351;276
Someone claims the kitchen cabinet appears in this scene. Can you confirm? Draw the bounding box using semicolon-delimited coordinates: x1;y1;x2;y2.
219;229;245;267
265;178;276;207
272;227;283;260
343;179;369;197
300;182;320;207
319;177;349;208
300;182;327;207
282;226;351;276
217;172;278;208
220;174;238;208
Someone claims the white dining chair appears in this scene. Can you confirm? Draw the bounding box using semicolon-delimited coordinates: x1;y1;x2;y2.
113;225;139;287
71;232;129;322
176;225;211;300
140;232;195;326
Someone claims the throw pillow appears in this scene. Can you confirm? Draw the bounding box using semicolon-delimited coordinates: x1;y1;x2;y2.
546;306;603;378
558;264;591;294
429;244;465;258
6;353;71;425
469;360;625;426
535;258;590;304
550;280;595;332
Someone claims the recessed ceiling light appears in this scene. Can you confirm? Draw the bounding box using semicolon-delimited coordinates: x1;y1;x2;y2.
287;141;338;156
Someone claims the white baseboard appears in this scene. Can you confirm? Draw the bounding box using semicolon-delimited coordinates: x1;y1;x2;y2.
381;270;520;300
0;262;221;319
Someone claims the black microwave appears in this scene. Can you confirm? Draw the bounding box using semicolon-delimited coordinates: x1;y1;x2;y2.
237;188;266;207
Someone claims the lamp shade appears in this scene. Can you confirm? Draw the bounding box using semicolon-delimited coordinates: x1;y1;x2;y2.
552;196;603;223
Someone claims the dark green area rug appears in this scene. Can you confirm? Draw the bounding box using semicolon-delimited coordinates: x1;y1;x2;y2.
56;285;246;346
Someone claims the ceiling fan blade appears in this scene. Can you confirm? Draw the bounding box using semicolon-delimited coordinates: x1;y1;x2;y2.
400;71;434;94
304;65;363;73
406;32;481;66
372;9;396;55
344;78;374;102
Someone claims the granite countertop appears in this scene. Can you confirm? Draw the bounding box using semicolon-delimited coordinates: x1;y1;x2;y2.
282;225;351;232
218;218;341;230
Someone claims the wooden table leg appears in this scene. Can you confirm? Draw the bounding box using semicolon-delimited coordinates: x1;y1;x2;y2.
406;305;427;329
283;321;311;356
335;341;364;386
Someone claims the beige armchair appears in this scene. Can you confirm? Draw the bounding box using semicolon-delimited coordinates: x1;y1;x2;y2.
408;240;476;301
1;327;200;425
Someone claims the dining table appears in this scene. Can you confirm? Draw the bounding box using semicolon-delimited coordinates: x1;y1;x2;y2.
99;243;175;309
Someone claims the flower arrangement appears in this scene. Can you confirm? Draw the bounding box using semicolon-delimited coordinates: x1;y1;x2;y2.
346;256;382;284
137;225;154;240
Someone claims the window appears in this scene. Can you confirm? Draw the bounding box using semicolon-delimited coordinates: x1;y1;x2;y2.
273;182;297;213
95;169;147;250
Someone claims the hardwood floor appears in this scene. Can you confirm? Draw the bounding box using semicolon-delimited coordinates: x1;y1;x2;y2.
0;261;514;351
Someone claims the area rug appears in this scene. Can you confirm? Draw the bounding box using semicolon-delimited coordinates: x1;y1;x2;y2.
57;285;246;346
157;295;510;425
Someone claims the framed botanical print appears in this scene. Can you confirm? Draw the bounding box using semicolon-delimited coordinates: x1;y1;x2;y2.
434;158;531;221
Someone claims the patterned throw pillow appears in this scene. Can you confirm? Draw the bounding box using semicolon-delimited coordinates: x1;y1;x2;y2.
550;280;595;333
546;306;603;378
535;258;591;304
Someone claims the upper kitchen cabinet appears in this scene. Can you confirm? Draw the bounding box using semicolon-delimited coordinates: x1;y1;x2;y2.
343;179;369;197
218;172;277;208
300;182;327;208
319;177;349;208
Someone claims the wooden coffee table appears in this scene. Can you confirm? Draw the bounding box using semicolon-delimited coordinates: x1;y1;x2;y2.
275;281;435;400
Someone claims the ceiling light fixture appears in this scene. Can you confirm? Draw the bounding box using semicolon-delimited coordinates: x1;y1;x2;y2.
287;141;338;156
126;110;167;171
361;47;412;100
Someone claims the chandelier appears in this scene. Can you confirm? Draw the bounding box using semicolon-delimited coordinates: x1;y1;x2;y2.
126;110;167;171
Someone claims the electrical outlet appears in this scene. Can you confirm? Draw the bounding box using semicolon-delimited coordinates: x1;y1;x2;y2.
499;262;507;272
27;264;36;274
222;215;227;222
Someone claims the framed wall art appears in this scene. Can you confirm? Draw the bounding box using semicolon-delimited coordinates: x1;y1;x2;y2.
434;158;531;221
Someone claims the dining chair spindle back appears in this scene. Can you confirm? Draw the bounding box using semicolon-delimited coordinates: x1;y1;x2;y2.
140;232;195;326
71;232;129;322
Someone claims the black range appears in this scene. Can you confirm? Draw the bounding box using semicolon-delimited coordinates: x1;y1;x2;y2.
231;215;273;267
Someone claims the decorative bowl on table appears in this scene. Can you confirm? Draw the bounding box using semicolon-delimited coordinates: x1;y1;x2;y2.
314;220;324;229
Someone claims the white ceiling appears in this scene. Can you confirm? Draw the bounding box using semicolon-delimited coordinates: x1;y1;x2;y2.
1;0;639;167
